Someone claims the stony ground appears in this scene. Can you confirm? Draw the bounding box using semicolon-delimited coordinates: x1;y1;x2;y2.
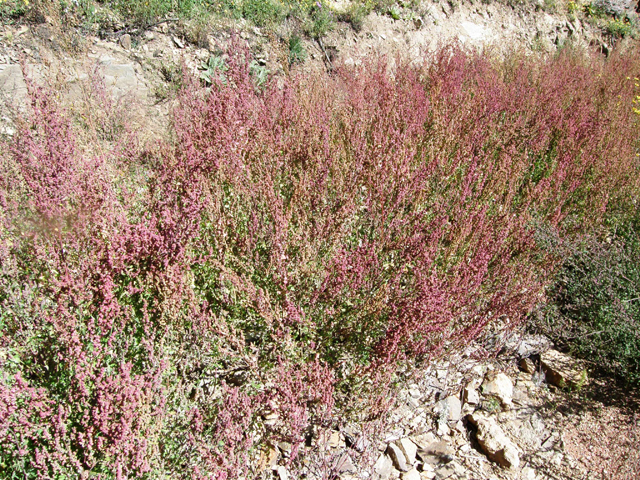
255;331;637;480
1;4;639;479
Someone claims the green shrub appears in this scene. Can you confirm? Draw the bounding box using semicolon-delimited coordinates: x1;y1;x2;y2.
607;18;635;38
288;34;306;65
58;0;207;28
104;0;172;26
249;59;268;87
154;59;184;100
305;0;333;38
583;2;606;17
567;0;579;13
3;43;640;478
0;0;25;17
199;54;228;86
337;2;371;32
542;0;557;13
242;0;286;27
538;209;640;385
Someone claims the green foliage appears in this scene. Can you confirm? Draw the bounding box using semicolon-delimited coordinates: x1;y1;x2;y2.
583;2;606;17
606;18;635;38
103;0;170;26
0;0;383;37
72;0;100;27
200;54;228;85
103;0;205;25
337;2;371;32
542;0;557;13
209;0;242;18
0;0;29;19
249;59;268;87
539;209;640;385
0;0;212;29
154;59;184;100
305;0;333;38
288;34;306;65
242;0;285;26
482;396;502;413
181;5;214;47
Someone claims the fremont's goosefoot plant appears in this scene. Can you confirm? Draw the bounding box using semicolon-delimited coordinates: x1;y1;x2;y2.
1;43;639;478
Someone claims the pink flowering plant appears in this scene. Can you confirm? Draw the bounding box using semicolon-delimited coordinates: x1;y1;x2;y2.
1;43;639;478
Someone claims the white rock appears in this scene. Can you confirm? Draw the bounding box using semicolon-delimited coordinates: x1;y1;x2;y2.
418;439;454;462
172;36;185;48
387;443;410;472
409;388;422;398
263;412;278;425
409;412;427;430
397;438;418;465
482;373;513;406
373;453;394;480
337;454;357;474
516;334;553;357
0;65;28;104
453;419;466;434
461;21;486;41
275;466;289;480
443;395;462;421
471;365;487;377
119;33;131;50
384;427;404;443
540;349;587;388
410;432;436;449
464;386;480;405
468;413;520;469
436;422;450;437
421;462;435;472
550;452;564;467
401;468;421;480
520;357;536;374
328;431;343;448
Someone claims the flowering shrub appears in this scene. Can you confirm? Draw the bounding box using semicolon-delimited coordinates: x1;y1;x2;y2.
1;44;639;477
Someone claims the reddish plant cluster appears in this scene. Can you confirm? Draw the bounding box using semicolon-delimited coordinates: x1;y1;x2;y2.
0;44;639;478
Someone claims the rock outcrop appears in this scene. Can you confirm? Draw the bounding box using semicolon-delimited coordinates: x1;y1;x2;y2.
540;349;588;389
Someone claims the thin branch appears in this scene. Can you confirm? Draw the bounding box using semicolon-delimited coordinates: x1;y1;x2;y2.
110;18;180;38
317;37;333;70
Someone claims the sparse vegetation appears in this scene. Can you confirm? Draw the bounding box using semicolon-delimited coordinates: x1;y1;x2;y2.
338;1;370;31
0;0;28;20
288;34;306;65
606;17;636;37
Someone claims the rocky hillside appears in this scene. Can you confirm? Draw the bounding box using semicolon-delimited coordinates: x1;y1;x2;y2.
2;0;639;130
1;1;639;480
313;335;640;480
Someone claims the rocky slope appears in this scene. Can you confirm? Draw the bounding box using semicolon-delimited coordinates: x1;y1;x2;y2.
2;0;638;133
1;3;639;479
296;335;639;480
